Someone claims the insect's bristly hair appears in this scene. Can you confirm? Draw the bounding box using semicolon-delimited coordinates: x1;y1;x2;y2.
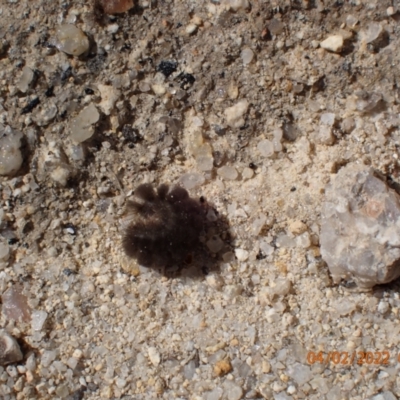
122;183;210;270
157;184;169;200
166;186;189;203
134;183;156;202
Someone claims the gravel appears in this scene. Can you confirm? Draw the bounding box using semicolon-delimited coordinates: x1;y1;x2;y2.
1;0;400;399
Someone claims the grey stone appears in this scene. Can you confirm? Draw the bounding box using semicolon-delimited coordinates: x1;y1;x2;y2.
320;163;400;288
0;331;23;366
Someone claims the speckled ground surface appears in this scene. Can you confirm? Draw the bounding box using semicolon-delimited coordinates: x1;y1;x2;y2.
1;1;400;399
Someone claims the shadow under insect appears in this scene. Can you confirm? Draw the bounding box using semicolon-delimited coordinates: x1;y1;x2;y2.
122;184;230;277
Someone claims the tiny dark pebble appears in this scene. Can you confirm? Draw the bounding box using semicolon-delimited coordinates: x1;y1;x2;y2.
61;66;73;82
87;53;107;75
213;125;226;136
85;88;94;95
70;385;87;400
21;97;40;114
290;187;296;192
256;251;266;260
176;72;195;89
122;125;142;144
249;162;257;169
158;60;177;78
63;268;75;276
121;43;131;52
45;86;54;97
8;238;19;245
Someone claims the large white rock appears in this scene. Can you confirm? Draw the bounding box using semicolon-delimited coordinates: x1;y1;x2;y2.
320;163;400;288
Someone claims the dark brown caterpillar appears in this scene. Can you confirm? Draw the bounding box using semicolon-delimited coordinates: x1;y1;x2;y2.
122;184;208;269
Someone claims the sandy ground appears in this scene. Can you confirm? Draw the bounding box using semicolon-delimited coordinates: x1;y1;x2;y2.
1;0;400;399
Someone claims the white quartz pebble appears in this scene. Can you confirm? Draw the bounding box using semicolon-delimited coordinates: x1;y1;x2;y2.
56;24;90;56
217;166;238;180
70;104;99;143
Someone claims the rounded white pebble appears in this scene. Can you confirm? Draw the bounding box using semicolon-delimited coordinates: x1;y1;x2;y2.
31;310;48;331
320;112;335;126
235;248;249;261
257;139;274;157
224;100;249;128
217;166;238;180
0;133;23;176
56;24;90;56
17;66;34;93
227;0;249;11
70;103;100;143
73;349;83;359
0;243;10;261
179;173;205;190
186;23;197;34
387;6;395;16
320;35;343;53
242;167;254;180
241;48;254;65
148;347;160;366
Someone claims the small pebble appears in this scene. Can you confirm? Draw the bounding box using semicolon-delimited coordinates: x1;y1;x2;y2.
31;310;48;331
242;167;254;180
241;48;254;65
320;34;343;53
0;243;10;261
186;23;197;35
0;131;23;176
0;331;23;366
99;0;134;14
214;359;232;376
2;285;31;322
288;220;307;235
257;139;274;158
217;166;238;180
179;173;205;190
224;100;249;128
268;18;284;35
235;248;249;261
56;24;90;56
17;66;34;93
148;347;160;367
346;15;358;28
341;117;355;134
227;0;249;11
70;104;100;143
107;24;119;34
360;22;383;44
387;7;395;16
320;113;335;126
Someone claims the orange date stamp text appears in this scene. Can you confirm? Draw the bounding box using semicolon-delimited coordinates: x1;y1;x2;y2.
306;351;396;365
